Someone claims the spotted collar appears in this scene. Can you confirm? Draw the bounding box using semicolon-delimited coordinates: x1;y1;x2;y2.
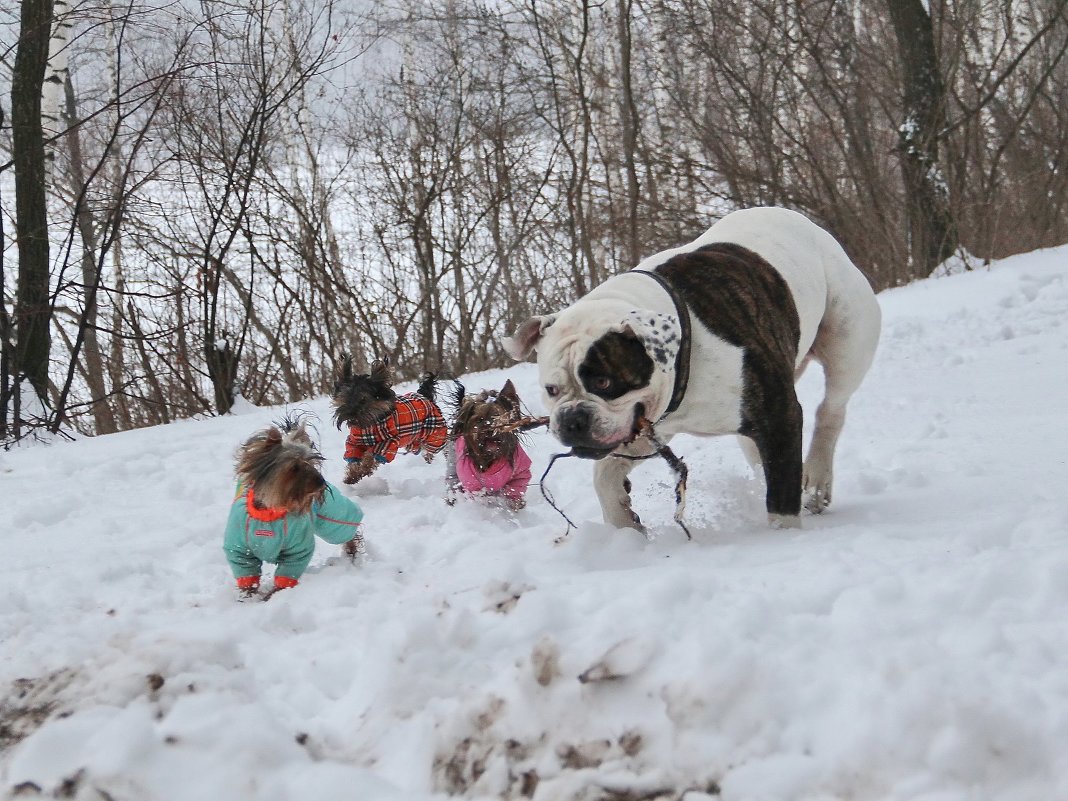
629;269;691;420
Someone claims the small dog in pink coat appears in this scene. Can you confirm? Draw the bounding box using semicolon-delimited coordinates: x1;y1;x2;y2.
449;380;532;511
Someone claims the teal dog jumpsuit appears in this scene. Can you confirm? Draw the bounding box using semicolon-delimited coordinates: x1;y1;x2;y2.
223;482;363;590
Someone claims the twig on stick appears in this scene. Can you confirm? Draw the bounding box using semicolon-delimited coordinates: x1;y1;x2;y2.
612;417;691;539
539;451;578;537
491;415;549;436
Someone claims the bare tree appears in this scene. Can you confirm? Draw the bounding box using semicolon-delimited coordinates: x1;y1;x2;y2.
887;0;958;275
5;0;1068;440
7;0;55;437
156;0;344;414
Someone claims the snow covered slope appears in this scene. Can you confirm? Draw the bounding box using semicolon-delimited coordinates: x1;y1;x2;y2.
2;246;1066;801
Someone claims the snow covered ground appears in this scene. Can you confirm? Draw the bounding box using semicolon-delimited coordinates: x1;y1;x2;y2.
1;245;1067;801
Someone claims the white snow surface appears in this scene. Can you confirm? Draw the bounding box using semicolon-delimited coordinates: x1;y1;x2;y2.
2;246;1068;801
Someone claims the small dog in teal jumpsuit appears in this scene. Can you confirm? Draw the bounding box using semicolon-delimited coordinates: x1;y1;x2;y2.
223;419;363;598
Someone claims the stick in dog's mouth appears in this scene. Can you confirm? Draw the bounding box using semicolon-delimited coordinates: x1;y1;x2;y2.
624;403;647;446
612;415;691;540
567;403;648;460
539;410;691;541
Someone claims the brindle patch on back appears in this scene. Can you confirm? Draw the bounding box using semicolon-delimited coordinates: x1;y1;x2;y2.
655;242;804;516
578;331;654;401
654;243;800;368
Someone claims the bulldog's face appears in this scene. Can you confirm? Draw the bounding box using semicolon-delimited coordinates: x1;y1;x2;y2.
504;304;681;458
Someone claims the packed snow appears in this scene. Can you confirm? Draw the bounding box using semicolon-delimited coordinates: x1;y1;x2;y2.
1;245;1067;801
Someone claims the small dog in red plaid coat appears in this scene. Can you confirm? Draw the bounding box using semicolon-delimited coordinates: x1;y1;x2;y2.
332;356;448;484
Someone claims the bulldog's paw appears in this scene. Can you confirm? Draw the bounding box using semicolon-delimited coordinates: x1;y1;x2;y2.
803;486;831;514
768;513;801;529
602;500;643;531
802;459;833;514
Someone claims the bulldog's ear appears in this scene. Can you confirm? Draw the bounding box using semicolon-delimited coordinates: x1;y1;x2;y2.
621;310;682;373
503;315;556;361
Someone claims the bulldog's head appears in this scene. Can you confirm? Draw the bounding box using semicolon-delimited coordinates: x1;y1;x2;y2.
503;302;681;459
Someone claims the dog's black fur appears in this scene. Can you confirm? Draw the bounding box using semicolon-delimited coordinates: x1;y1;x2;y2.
332;356;441;431
452;379;524;473
331;354;456;485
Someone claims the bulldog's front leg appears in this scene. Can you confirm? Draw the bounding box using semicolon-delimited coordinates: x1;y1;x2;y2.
592;438;658;529
593;456;642;529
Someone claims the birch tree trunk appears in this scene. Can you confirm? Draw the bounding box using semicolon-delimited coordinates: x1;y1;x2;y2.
42;0;71;182
105;0;130;429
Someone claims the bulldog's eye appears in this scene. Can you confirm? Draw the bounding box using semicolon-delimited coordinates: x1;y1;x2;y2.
593;376;612;391
545;385;559;398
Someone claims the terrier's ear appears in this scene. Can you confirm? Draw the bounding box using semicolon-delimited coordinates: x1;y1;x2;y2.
503;315;555;361
286;422;314;448
370;358;394;387
341;355;354;382
265;428;283;447
498;379;520;411
451;401;475;439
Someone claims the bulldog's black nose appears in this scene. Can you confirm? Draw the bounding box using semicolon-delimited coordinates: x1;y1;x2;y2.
559;406;591;442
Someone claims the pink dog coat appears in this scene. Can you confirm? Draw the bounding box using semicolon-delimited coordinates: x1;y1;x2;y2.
454;437;532;500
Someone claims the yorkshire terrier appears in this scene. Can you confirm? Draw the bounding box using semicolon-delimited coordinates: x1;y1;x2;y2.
332;355;449;484
449;379;532;511
223;417;364;599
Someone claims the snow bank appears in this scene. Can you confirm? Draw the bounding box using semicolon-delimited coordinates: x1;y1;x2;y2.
2;246;1066;800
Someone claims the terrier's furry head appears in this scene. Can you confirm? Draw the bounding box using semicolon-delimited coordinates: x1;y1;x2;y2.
332;356;397;430
235;417;326;514
453;379;523;472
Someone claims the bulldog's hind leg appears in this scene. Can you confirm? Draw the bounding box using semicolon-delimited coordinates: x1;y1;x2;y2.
803;300;880;513
593;438;657;530
749;396;804;529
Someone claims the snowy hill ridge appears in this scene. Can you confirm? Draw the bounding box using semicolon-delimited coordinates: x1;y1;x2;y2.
2;246;1067;801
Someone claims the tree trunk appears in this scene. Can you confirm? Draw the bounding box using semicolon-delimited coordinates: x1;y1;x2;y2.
42;0;70;182
11;0;55;413
205;333;238;415
886;0;959;280
1;111;11;437
616;0;642;269
63;73;118;434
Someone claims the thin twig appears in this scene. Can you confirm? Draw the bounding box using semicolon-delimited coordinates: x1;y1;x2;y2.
539;451;577;536
492;415;549;435
612;417;691;539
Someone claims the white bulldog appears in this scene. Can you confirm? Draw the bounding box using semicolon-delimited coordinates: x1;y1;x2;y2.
504;206;881;529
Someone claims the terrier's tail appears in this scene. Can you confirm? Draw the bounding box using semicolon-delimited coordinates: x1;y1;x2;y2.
417;372;439;402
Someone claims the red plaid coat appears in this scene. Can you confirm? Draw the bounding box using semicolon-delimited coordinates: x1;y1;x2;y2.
344;393;448;464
